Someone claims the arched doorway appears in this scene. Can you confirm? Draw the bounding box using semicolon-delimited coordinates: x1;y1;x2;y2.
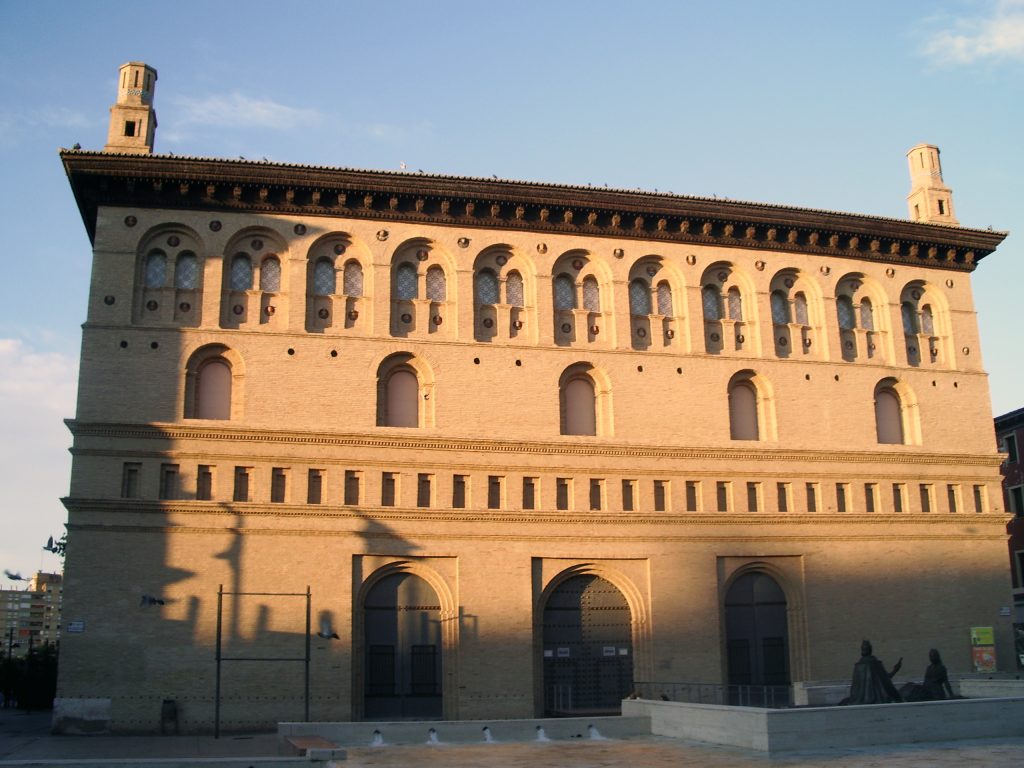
542;575;633;715
724;572;790;704
363;572;442;719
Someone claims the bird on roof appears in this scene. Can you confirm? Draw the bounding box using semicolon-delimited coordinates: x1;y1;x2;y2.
72;143;81;150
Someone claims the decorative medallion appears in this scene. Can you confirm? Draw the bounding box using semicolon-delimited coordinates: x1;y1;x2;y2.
330;350;338;357
265;305;275;315
804;338;812;347
376;230;389;241
561;322;572;333
635;327;646;338
124;215;137;227
512;320;523;330
119;340;128;348
710;332;720;342
962;346;970;355
784;277;794;288
495;254;508;266
103;295;115;306
483;318;494;328
591;325;600;335
613;249;624;259
755;260;765;271
146;300;158;311
251;239;263;250
572;259;584;270
334;243;346;255
909;346;918;356
233;304;244;315
457;237;470;248
946;278;954;288
778;337;788;347
209;220;222;232
348;309;359;321
179;302;190;312
537;243;548;254
432;315;443;325
820;265;831;275
645;265;658;277
886;267;896;278
911;289;922;300
845;340;854;350
401;313;412;323
318;308;330;319
736;334;745;344
666;329;675;339
167;235;180;247
294;224;307;235
416;249;429;261
686;254;697;266
717;271;728;282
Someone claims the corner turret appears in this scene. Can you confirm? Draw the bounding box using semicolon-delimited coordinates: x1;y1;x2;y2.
906;143;958;226
104;62;157;154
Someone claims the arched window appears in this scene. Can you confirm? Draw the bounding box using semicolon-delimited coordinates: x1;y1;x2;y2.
343;261;363;297
859;298;874;331
384;369;418;427
727;287;743;321
506;271;524;307
836;295;855;330
582;276;601;312
144;251;167;288
313;258;336;296
426;266;446;301
395;263;418;300
901;302;917;334
554;274;575;310
230;255;253;291
476;269;499;305
629;279;650;315
729;380;759;441
259;256;281;292
702;286;722;320
770;291;789;325
794;293;809;325
174;253;197;289
195;359;232;419
562;376;596;436
920;305;934;336
875;387;904;444
657;281;673;316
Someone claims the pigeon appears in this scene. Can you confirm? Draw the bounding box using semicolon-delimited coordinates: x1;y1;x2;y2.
43;536;59;553
4;570;27;581
140;594;165;607
317;616;339;639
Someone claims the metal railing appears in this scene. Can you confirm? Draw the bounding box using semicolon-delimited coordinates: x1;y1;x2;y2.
633;681;791;709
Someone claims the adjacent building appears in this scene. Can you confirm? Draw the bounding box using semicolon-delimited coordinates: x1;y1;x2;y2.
55;63;1013;732
995;406;1024;669
1;572;63;659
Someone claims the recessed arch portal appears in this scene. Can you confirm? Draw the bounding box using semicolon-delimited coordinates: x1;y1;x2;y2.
724;571;790;702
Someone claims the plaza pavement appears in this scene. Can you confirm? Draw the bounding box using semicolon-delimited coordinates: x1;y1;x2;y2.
2;708;1023;767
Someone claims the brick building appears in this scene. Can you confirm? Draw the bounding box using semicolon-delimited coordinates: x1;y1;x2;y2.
55;62;1013;732
995;406;1024;668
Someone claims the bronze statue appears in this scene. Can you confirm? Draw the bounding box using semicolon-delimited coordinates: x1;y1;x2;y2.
900;649;955;701
841;640;903;705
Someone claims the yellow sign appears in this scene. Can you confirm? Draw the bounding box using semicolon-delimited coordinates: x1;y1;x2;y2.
971;626;995;645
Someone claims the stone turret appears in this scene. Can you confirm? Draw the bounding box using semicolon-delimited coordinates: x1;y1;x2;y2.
906;143;958;226
104;62;157;154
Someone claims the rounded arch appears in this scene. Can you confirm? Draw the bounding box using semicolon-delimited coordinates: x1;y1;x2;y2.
727;369;777;442
134;224;206;326
900;281;952;366
136;222;206;255
535;563;648;627
375;352;435;428
391;237;457;276
357;559;457;621
874;376;921;445
558;362;613;437
183;343;245;420
306;232;373;296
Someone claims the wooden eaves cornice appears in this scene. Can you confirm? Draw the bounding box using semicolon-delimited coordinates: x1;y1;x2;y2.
60;150;1007;272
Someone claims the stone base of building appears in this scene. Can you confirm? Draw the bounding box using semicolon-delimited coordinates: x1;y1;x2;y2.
51;697;112;734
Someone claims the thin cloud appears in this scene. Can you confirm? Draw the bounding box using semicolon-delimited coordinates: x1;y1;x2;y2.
0;106;92;148
920;0;1024;64
170;92;325;131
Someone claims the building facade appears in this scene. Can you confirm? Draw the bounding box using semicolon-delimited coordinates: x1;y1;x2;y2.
995;406;1024;669
55;63;1013;732
1;573;63;660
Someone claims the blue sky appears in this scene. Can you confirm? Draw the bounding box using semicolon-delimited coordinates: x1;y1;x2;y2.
1;0;1022;580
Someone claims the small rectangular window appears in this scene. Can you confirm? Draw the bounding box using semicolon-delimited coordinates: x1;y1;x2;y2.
622;479;635;512
523;477;536;510
686;481;699;512
747;482;760;513
307;469;323;505
1011;486;1024;516
1005;434;1019;464
836;483;849;513
381;472;397;507
121;462;141;499
197;465;213;501
452;475;467;509
488;476;502;510
893;483;905;513
937;199;945;215
806;482;818;513
556;478;570;511
589;479;603;511
233;467;251;502
717;481;729;513
417;473;433;508
947;484;960;514
919;484;933;513
159;464;179;500
344;470;360;505
124;120;136;137
865;483;876;513
777;482;790;513
271;468;287;503
653;480;668;512
973;484;986;514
